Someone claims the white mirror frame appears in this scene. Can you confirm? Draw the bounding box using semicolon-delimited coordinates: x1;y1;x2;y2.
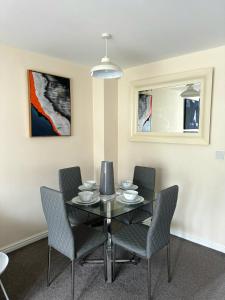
130;68;213;145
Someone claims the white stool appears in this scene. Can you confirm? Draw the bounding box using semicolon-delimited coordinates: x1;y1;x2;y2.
0;252;9;300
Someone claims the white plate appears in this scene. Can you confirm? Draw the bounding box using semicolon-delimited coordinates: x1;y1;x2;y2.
116;195;144;205
78;185;98;191
119;184;138;191
72;196;100;206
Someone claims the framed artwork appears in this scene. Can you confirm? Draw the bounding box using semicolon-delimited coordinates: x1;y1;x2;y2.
183;98;200;132
28;70;71;136
137;91;152;132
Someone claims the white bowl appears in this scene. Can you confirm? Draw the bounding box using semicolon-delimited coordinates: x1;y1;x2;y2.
83;180;96;189
78;191;94;202
123;190;138;201
121;180;133;189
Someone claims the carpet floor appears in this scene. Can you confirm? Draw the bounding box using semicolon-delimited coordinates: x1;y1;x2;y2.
1;235;225;300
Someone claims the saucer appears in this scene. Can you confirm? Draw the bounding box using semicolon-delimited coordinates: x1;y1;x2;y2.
72;196;100;206
119;184;138;191
116;195;144;205
78;185;98;191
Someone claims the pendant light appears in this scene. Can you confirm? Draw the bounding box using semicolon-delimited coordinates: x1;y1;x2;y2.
180;84;200;97
90;33;123;79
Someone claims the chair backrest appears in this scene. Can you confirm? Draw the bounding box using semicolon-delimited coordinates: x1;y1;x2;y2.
0;252;9;275
59;166;82;201
133;166;156;213
133;166;155;191
40;186;75;260
146;185;178;258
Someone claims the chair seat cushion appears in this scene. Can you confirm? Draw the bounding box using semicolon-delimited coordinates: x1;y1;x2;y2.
73;225;106;259
112;224;148;258
67;206;89;226
115;213;132;225
115;209;152;225
131;209;152;224
67;207;100;226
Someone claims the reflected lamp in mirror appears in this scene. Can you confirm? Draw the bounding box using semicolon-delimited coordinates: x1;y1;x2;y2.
131;68;213;145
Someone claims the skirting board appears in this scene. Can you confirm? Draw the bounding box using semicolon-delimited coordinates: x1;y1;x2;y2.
0;231;48;254
171;229;225;254
1;229;225;255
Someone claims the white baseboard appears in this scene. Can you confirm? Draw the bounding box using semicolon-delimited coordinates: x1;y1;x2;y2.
171;229;225;254
1;228;225;255
0;231;48;253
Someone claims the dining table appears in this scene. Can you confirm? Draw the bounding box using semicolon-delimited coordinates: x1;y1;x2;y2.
67;187;154;283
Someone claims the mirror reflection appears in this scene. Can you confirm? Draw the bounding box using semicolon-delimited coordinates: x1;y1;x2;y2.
137;82;201;133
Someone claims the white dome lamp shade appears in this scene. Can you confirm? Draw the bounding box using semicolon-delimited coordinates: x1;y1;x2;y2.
180;84;200;97
90;33;123;79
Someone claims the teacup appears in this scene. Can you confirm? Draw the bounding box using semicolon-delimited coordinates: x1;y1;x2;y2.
123;190;138;201
78;191;94;202
83;180;96;189
121;180;133;189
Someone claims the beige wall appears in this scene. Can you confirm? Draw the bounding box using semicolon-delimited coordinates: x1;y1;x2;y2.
92;78;105;181
92;79;118;182
0;45;94;250
118;46;225;251
1;43;225;253
104;80;118;182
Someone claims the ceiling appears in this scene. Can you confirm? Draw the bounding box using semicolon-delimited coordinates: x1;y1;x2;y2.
0;0;225;68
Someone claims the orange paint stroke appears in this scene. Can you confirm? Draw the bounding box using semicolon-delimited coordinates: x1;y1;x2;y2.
29;70;61;136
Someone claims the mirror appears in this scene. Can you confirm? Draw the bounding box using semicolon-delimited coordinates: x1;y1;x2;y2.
131;68;213;145
137;83;200;133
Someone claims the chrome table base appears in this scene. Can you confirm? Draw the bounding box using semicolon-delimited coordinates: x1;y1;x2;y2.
80;215;139;283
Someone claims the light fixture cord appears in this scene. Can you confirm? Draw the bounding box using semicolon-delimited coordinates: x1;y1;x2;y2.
105;38;108;57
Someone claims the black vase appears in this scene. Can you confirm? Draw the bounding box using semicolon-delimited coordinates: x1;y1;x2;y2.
99;161;115;195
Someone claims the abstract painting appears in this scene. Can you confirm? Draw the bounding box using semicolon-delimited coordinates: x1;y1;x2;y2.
183;98;200;132
28;70;71;136
137;91;152;132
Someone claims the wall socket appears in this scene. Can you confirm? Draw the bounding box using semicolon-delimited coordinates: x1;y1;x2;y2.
215;150;225;160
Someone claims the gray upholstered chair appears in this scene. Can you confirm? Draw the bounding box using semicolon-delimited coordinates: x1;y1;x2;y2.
112;185;178;300
59;166;99;226
40;186;106;299
117;166;156;224
0;252;9;300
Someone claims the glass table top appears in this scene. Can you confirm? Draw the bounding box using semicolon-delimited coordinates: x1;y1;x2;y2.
67;188;155;219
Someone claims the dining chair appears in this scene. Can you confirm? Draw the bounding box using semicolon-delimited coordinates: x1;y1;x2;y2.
0;252;9;300
117;166;156;224
40;186;106;299
112;185;178;300
59;166;99;226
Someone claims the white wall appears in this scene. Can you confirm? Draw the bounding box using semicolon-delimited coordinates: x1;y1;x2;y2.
118;46;225;251
0;44;94;250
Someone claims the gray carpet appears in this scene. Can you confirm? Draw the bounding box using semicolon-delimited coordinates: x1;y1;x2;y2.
1;235;225;300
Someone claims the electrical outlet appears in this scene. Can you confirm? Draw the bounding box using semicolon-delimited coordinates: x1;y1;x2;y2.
215;150;225;160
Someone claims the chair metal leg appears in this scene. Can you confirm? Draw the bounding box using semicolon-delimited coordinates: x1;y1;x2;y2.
167;243;171;283
0;279;9;300
112;243;116;281
104;243;107;282
47;246;51;286
147;258;152;300
71;260;75;300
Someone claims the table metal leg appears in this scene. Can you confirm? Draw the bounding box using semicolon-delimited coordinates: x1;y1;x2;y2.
104;217;113;283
